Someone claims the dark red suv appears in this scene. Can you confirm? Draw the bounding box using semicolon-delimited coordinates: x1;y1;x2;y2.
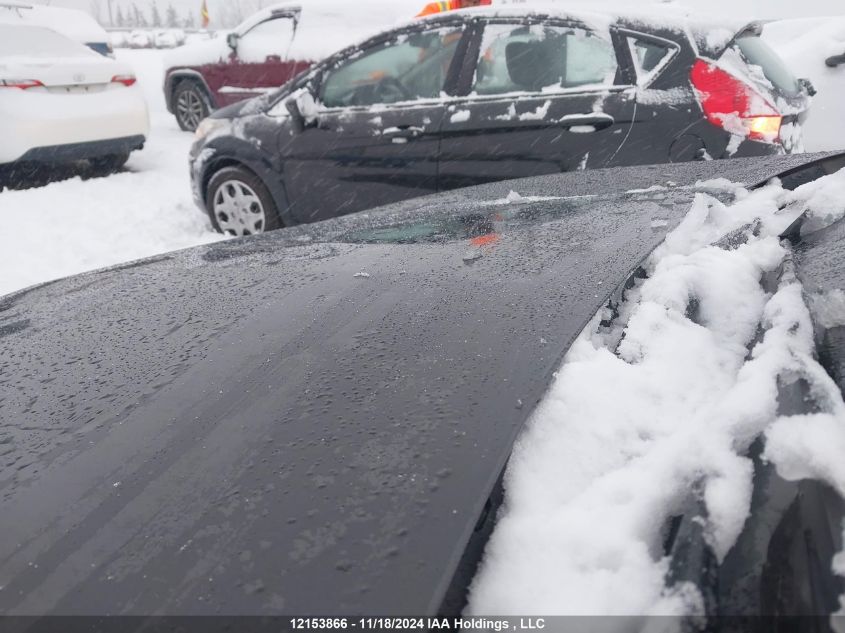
163;1;422;131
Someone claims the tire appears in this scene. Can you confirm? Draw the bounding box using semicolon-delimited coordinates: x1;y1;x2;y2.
88;153;129;177
206;166;281;237
173;80;211;132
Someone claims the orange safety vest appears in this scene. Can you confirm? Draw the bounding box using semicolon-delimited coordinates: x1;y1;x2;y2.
416;0;460;17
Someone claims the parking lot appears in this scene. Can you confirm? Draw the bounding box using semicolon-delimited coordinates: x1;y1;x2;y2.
1;14;843;297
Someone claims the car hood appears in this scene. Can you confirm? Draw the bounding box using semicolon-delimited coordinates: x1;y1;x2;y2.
0;153;840;616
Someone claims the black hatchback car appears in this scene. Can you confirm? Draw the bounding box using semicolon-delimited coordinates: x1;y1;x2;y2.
190;6;813;236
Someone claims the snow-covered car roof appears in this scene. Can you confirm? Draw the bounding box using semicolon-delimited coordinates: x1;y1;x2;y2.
0;2;109;45
413;2;757;58
253;0;431;60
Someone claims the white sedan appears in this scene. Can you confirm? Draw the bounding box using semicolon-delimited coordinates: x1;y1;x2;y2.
0;24;149;176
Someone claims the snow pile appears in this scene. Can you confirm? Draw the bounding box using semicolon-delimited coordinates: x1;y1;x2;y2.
763;17;845;152
468;169;845;619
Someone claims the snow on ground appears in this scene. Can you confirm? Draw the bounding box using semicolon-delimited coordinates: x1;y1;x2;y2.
763;17;845;153
468;169;845;619
0;48;223;298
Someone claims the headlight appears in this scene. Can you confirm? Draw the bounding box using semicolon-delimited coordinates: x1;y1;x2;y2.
195;118;229;141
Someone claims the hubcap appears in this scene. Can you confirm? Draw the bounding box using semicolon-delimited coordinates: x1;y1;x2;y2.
176;88;205;130
212;180;266;237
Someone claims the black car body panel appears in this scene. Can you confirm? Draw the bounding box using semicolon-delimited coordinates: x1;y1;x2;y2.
0;152;839;618
191;9;811;231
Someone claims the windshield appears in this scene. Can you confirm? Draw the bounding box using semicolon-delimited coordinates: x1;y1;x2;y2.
734;34;801;97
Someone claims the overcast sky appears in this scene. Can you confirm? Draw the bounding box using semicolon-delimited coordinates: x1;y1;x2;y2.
27;0;845;25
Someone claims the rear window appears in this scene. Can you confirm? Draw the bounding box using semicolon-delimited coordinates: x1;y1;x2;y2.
85;41;113;57
732;35;800;97
0;24;95;58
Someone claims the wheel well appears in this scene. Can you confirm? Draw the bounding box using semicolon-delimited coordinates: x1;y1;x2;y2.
202;158;290;227
168;74;213;111
202;159;254;205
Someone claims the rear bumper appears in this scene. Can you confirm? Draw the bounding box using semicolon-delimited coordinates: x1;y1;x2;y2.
8;136;146;165
0;86;150;164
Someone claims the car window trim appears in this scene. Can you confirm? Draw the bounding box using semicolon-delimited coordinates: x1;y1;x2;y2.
312;19;472;111
238;10;300;39
465;15;633;98
265;16;471;114
616;28;681;89
236;12;299;62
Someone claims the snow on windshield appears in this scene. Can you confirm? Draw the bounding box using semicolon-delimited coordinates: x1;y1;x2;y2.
468;168;845;621
0;24;96;58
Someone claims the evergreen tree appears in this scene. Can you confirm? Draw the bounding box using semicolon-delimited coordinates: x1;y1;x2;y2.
183;11;195;29
135;3;148;27
165;3;178;28
151;1;162;28
115;5;125;27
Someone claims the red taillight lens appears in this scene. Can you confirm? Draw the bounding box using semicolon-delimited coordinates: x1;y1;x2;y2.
690;59;782;143
0;79;44;90
111;75;137;87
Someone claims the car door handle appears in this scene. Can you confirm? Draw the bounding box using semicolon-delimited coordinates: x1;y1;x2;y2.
558;114;615;132
382;126;425;143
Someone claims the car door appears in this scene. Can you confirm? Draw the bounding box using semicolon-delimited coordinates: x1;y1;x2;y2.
438;18;637;191
280;23;469;224
217;13;301;106
609;30;695;164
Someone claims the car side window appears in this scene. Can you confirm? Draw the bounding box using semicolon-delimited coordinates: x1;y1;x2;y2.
237;17;295;63
320;27;464;109
627;36;674;84
473;23;618;95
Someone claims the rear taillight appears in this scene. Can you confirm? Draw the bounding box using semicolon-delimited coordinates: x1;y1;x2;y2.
690;59;782;144
0;79;44;90
111;75;137;87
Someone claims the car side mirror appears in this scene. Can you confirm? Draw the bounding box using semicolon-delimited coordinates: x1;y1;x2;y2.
226;32;239;52
285;88;319;132
799;77;817;96
825;53;845;68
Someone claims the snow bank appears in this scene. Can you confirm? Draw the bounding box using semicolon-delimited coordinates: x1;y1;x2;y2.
468;168;845;619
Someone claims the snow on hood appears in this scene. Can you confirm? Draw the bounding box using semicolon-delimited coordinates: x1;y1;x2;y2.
467;168;845;619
